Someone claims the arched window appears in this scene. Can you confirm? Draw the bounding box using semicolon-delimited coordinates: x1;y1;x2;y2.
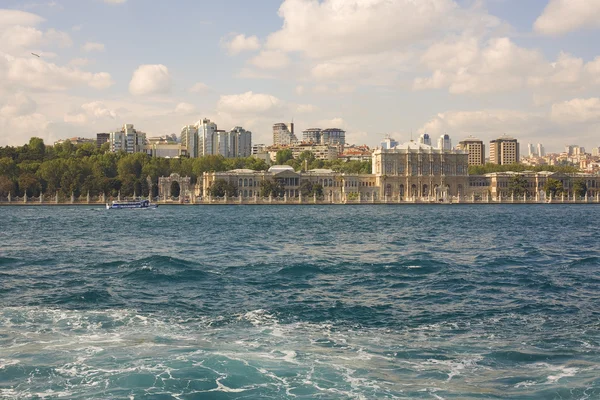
249;179;253;187
244;178;248;187
238;178;243;187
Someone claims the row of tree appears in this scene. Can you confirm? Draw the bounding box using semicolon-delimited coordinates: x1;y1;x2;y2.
0;138;270;198
507;176;587;197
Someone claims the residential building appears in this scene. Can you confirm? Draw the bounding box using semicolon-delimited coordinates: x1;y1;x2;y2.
273;122;297;146
320;128;346;146
180;125;199;157
289;143;338;161
144;143;187;158
96;133;110;148
302;128;322;143
221;126;252;158
437;134;452;151
109;124;146;153
457;136;485;166
196;118;218;156
54;137;96;146
490;135;519;165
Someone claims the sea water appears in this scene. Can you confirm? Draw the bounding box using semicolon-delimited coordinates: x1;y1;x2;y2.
0;205;599;399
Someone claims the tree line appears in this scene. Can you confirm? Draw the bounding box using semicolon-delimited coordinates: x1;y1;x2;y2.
0;138;270;198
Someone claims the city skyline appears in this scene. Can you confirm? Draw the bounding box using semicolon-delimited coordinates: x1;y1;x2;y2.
0;0;599;152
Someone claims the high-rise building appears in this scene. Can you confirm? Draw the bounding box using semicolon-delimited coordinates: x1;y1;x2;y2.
490;135;519;165
109;124;146;153
225;126;252;158
320;128;345;146
380;135;399;149
527;143;537;157
273;122;297;146
96;133;110;148
537;143;545;157
180;125;199;157
419;133;431;146
302;128;322;143
196;118;218;156
457;136;485;166
437;134;452;151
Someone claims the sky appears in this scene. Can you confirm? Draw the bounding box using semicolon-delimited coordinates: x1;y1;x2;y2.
0;0;599;152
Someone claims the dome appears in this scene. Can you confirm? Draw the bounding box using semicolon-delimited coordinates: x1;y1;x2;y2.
268;165;295;173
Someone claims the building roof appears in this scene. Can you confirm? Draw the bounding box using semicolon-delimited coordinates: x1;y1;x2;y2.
229;169;256;173
268;165;295;173
307;169;335;174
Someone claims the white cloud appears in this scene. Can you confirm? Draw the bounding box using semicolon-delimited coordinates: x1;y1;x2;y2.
295;104;317;113
104;0;126;4
265;0;499;59
223;33;260;55
295;85;305;95
0;93;37;117
414;37;544;94
551;98;600;124
249;50;290;69
0;9;44;28
319;117;346;129
0;53;114;91
63;101;118;125
534;0;600;36
217;91;282;115
82;42;105;52
189;82;210;93
69;57;91;67
129;64;172;96
174;102;195;114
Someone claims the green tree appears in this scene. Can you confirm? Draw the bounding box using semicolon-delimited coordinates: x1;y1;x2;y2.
573;179;587;197
0;175;15;197
276;149;293;164
209;179;237;197
543;178;563;197
508;175;528;196
260;179;284;197
18;172;40;197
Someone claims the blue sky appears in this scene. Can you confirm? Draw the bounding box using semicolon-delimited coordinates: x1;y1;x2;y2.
1;0;599;152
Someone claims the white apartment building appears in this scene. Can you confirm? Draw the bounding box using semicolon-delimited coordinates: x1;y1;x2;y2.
196;118;218;156
437;134;452;151
109;124;146;153
180;125;199;158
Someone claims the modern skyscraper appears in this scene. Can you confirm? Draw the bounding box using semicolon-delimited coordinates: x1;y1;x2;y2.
273;122;297;146
180;125;198;157
527;143;536;157
196;118;218;156
437;134;452;151
457;136;485;166
380;135;399;149
225;126;252;158
320;128;346;146
419;133;431;146
537;143;545;157
302;128;322;143
490;135;519;165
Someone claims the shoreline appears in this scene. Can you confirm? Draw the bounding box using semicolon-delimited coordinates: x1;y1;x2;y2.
0;201;598;206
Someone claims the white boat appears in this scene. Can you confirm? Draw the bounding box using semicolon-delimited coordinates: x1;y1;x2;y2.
106;199;158;209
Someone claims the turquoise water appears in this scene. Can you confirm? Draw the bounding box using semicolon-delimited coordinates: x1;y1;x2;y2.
1;205;599;399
